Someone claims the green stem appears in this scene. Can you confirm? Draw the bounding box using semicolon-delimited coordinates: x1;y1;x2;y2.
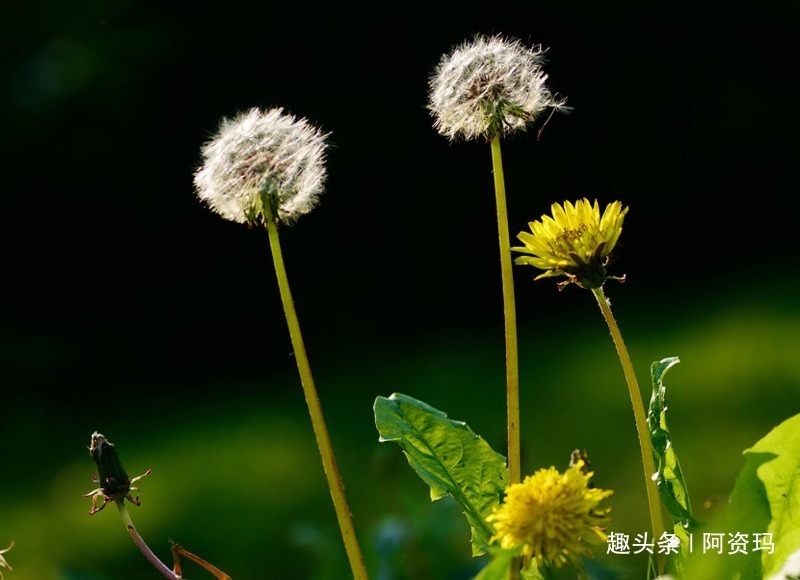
490;136;521;486
118;502;178;579
592;286;666;572
265;215;368;580
490;136;521;580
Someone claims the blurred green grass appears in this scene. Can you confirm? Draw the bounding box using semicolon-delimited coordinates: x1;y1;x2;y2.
2;279;799;579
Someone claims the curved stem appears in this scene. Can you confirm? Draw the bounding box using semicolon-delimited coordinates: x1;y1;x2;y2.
118;503;179;579
490;136;521;580
490;136;521;488
265;216;368;580
592;287;666;572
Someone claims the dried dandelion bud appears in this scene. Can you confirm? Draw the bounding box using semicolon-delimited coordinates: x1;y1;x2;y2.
194;108;328;226
84;432;151;514
429;35;566;141
89;432;133;500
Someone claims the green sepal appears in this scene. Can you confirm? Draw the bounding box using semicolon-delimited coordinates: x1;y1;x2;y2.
520;563;547;580
472;548;547;580
374;393;507;556
473;547;520;580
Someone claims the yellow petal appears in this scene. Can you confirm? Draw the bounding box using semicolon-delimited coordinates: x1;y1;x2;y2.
551;202;569;228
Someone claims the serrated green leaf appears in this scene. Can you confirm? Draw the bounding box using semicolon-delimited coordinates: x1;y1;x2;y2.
647;357;702;542
647;357;701;577
374;393;507;556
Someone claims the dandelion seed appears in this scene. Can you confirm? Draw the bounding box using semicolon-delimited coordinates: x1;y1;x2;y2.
487;460;612;569
512;198;628;289
194;108;328;225
429;34;566;141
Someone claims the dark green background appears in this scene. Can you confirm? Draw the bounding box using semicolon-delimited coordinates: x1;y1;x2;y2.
1;1;799;578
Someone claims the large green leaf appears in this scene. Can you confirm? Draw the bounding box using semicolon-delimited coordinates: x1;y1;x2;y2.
374;393;507;555
687;412;800;578
731;412;800;578
647;357;702;549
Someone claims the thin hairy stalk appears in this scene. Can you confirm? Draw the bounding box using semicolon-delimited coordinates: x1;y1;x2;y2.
118;503;178;579
490;135;521;580
265;213;368;580
592;287;666;572
490;136;521;483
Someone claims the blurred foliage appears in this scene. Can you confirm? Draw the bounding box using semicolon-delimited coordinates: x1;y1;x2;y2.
2;279;800;578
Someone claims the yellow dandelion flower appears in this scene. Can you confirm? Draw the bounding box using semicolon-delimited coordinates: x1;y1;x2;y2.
512;198;628;289
487;460;612;569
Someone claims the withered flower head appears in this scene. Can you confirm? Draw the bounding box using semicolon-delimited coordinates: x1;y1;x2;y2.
83;432;151;515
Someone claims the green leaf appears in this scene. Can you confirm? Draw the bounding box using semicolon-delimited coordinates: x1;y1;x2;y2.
647;358;701;577
520;563;547;580
688;412;800;578
473;548;518;580
647;357;702;549
769;546;800;579
729;412;800;578
374;393;507;555
472;548;546;580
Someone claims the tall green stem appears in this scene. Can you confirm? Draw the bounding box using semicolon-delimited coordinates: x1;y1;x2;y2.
490;136;521;487
265;215;368;580
592;286;665;572
118;503;178;579
490;136;521;580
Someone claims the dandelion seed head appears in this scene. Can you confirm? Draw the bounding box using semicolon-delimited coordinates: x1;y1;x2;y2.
487;460;612;568
429;35;566;141
194;108;328;225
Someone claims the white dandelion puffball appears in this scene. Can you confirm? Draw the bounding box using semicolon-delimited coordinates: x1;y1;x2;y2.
194;107;328;225
429;35;565;141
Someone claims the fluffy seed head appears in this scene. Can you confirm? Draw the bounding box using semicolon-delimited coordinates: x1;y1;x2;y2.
429;35;566;141
194;108;328;225
487;460;612;569
513;198;628;289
